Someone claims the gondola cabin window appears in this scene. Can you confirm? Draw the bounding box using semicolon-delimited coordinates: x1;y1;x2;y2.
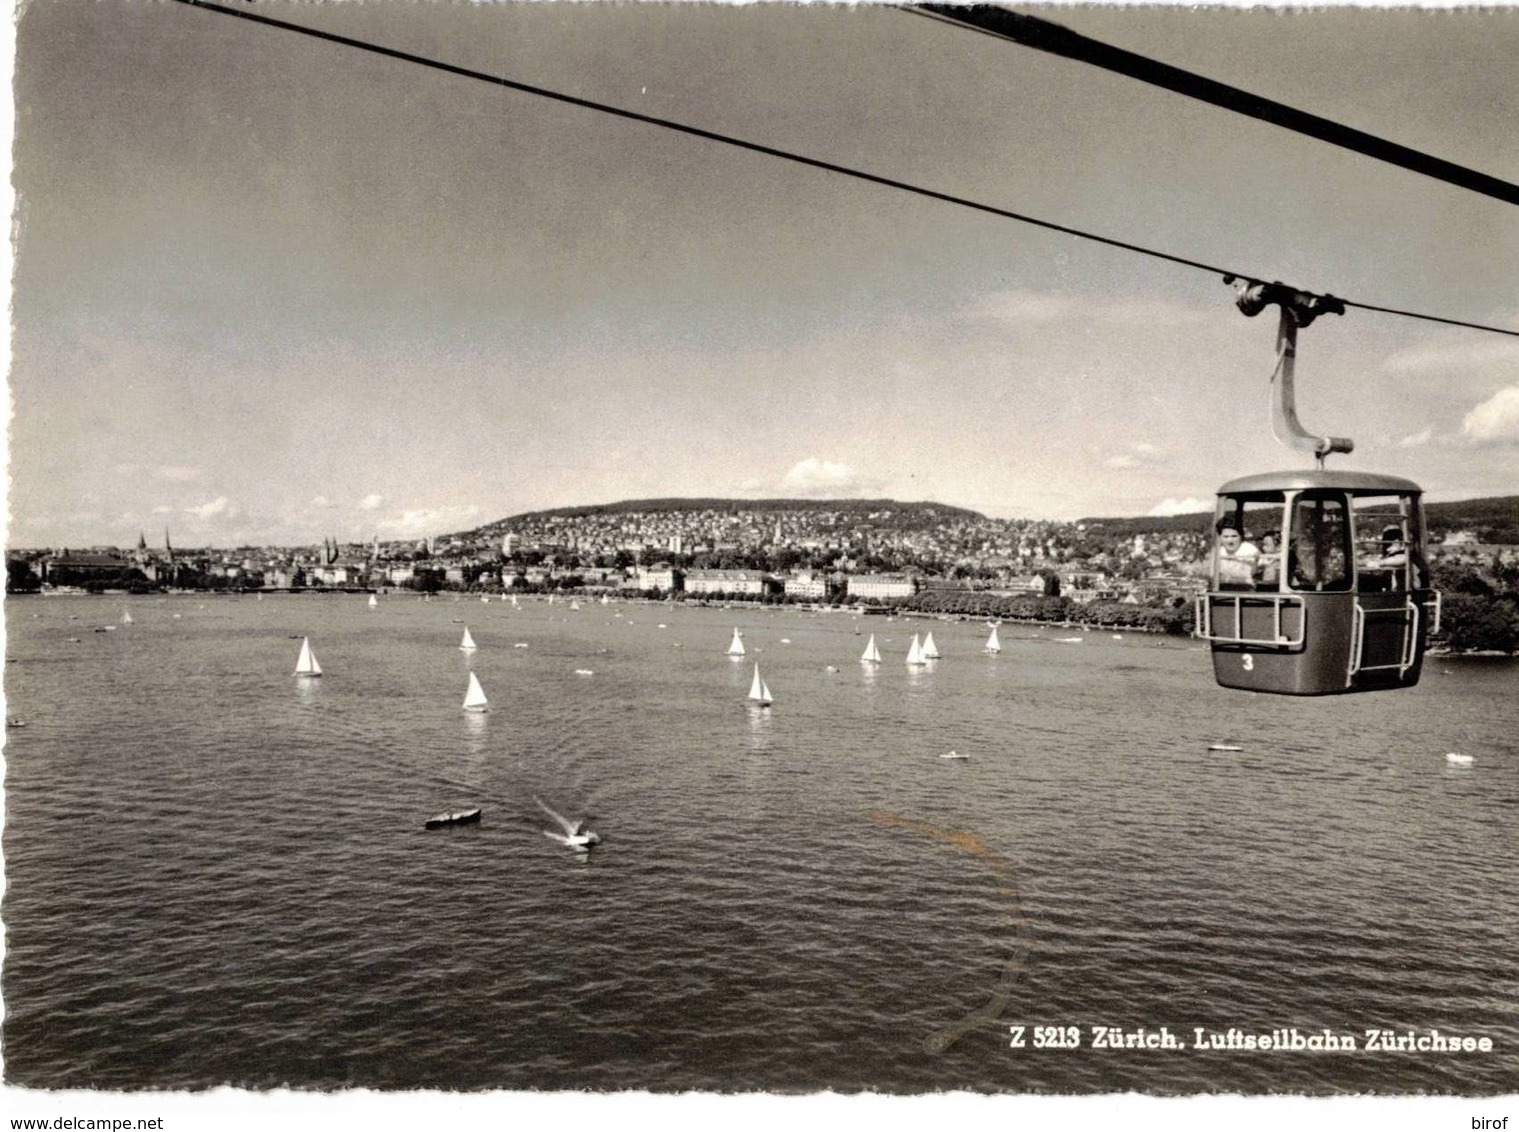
1349;494;1429;594
1287;493;1351;592
1210;500;1285;592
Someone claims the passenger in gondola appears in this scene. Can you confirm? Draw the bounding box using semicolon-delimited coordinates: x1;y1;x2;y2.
1254;531;1282;589
1357;525;1408;592
1375;526;1408;569
1215;518;1259;589
1289;535;1349;592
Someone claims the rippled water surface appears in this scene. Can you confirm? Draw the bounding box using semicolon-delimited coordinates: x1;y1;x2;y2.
4;594;1517;1093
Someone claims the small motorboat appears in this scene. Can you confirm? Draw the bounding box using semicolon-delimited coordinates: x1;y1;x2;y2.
940;750;970;760
1208;744;1244;752
536;797;600;852
1445;753;1474;766
425;808;483;830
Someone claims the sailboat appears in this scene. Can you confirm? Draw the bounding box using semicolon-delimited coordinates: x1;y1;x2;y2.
905;634;926;666
860;634;882;664
985;624;1002;653
122;609;134;625
368;594;378;609
922;632;941;660
294;637;322;677
570;599;581;611
462;671;489;712
748;662;773;707
727;628;746;657
460;626;478;651
511;594;519;608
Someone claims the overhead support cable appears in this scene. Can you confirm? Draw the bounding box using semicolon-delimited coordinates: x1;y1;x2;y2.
908;4;1519;208
172;0;1518;339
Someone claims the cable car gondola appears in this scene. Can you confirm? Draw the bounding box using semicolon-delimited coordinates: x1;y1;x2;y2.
1195;281;1441;695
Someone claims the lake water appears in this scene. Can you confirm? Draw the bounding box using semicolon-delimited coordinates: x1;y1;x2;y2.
4;593;1516;1094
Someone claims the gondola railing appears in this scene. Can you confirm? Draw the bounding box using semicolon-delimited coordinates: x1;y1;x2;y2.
1195;592;1306;649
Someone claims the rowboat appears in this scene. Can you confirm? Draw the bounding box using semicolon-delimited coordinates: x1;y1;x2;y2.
425;808;482;830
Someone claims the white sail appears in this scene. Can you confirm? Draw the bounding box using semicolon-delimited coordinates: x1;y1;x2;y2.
600;594;610;605
460;626;477;651
368;594;378;609
481;594;489;603
294;637;322;677
122;609;134;624
570;600;581;610
463;671;489;712
860;634;881;663
923;631;941;659
748;662;772;705
727;628;746;657
986;625;1002;653
906;634;924;666
511;594;519;608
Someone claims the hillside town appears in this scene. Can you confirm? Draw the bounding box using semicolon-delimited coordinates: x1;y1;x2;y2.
11;500;1518;622
7;504;1212;605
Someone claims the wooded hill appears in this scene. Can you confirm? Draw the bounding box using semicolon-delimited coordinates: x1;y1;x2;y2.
456;494;1516;544
460;498;985;538
1080;495;1518;544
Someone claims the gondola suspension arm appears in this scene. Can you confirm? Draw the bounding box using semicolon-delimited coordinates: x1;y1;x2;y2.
1227;278;1353;467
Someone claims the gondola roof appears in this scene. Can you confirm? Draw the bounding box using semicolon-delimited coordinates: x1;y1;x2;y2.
1216;470;1424;497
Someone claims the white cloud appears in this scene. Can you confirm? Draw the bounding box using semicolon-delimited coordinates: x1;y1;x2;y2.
184;496;231;519
781;458;875;496
1148;497;1210;517
1107;442;1166;469
375;505;483;538
152;505;172;515
154;466;201;482
358;494;385;511
1397;426;1434;448
1462;384;1519;446
311;495;336;508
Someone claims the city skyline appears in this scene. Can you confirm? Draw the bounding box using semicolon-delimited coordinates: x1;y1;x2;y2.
7;2;1519;551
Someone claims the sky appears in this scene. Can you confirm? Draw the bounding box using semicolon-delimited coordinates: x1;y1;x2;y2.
6;0;1519;550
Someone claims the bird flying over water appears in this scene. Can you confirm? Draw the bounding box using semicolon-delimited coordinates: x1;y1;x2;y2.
535;796;602;851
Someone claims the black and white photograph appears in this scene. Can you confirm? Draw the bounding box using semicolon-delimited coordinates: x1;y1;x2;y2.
3;1;1517;1128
